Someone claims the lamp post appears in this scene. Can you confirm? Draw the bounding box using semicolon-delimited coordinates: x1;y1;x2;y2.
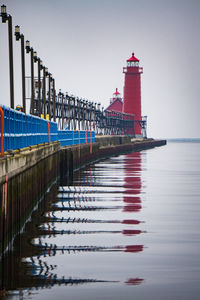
89;102;92;131
58;90;61;128
37;57;41;117
1;4;14;109
78;97;81;131
86;100;89;131
33;51;40;116
42;66;48;119
26;40;35;115
52;78;56;122
67;93;71;130
82;99;86;130
73;96;76;130
61;92;64;129
58;89;63;129
39;60;45;117
48;73;52;120
15;25;26;113
32;53;41;117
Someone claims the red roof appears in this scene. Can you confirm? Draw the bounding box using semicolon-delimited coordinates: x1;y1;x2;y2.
127;52;139;62
113;88;120;95
106;98;123;112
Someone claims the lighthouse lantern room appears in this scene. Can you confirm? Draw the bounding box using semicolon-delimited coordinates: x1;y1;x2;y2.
111;88;121;103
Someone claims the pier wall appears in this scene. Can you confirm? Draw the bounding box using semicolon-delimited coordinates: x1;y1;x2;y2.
0;136;166;254
0;142;60;254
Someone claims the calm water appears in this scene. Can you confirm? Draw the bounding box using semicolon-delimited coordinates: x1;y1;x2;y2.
2;141;200;299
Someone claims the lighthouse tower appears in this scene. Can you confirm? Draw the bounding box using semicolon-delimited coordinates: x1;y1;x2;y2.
123;52;143;136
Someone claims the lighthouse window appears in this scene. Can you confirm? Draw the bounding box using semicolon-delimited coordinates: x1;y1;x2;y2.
127;61;139;67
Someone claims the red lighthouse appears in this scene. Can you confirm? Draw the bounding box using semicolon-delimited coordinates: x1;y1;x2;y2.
123;52;143;136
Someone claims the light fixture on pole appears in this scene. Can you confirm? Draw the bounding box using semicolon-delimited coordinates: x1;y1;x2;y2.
26;40;35;115
42;65;47;119
1;5;14;109
48;73;52;120
32;51;42;117
15;25;26;113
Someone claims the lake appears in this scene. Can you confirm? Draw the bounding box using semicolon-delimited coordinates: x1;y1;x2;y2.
2;141;200;300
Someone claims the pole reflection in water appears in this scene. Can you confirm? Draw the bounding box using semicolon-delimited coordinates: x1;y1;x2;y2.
0;152;145;299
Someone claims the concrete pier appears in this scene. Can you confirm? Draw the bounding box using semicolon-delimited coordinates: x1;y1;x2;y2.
0;136;166;254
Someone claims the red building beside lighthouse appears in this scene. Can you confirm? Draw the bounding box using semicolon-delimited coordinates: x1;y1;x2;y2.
123;52;143;136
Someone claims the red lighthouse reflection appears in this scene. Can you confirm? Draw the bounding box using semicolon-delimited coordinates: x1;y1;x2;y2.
122;151;144;259
123;152;142;212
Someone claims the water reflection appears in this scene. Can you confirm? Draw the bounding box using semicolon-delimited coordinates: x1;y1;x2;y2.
125;278;144;285
44;214;143;225
2;143;199;299
1;152;145;297
35;243;144;255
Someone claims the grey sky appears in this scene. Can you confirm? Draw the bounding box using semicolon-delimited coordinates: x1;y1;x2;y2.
0;0;200;138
